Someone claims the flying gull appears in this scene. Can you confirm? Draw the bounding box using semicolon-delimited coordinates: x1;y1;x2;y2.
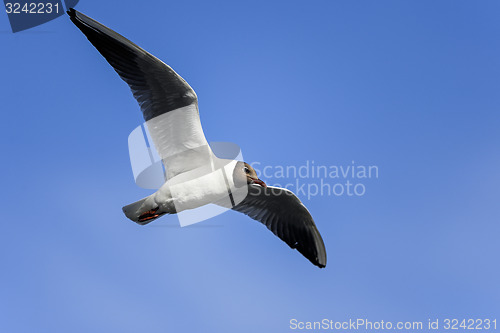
68;9;327;268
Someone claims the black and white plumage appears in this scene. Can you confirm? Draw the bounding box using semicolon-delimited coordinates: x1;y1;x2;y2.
232;185;327;267
68;9;327;268
68;8;196;121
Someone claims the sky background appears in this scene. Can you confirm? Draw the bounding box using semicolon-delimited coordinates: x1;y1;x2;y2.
1;1;499;332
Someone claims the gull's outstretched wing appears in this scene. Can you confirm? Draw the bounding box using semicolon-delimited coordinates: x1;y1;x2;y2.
68;9;213;179
232;185;327;268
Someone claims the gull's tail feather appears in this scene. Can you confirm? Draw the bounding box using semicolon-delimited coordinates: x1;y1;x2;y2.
122;195;167;225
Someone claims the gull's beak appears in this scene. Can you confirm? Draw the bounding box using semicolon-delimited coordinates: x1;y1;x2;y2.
251;177;267;187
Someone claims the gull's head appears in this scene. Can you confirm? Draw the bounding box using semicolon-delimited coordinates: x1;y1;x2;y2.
233;161;267;188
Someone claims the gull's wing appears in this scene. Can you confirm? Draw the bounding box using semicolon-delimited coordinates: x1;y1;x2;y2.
232;185;327;268
68;9;213;179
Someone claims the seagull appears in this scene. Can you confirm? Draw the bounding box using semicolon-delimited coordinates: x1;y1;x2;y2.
68;9;327;268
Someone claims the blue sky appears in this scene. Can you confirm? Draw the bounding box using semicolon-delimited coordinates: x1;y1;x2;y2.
1;1;499;332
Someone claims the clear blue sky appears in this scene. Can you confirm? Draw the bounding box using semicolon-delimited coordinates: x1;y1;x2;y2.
1;1;499;332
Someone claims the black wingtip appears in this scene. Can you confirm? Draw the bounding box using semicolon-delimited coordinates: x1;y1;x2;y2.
67;8;76;17
311;257;326;268
315;253;327;269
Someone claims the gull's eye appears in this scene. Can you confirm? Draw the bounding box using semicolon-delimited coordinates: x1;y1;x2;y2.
244;167;250;174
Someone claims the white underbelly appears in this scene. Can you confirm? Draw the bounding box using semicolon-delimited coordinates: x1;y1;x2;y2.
162;159;239;212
